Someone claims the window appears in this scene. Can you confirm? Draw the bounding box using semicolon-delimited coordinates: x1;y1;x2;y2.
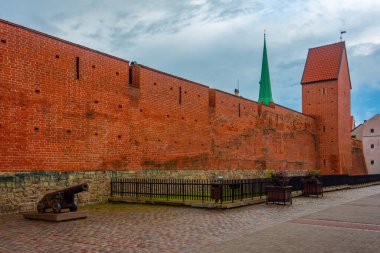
322;88;327;95
371;144;375;149
179;86;182;104
129;68;133;84
75;57;80;79
370;128;374;133
371;160;374;165
322;126;326;132
323;159;326;166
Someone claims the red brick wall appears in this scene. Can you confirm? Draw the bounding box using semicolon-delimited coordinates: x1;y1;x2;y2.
210;91;316;170
302;48;354;174
0;19;317;173
302;80;340;174
351;139;367;175
0;20;134;172
134;65;211;169
337;48;352;173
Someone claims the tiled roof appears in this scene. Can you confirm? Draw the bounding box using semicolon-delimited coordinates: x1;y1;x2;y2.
301;42;345;84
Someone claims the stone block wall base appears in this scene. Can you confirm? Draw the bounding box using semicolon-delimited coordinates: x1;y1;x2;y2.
0;169;307;215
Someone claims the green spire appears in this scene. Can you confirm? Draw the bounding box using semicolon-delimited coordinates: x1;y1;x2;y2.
258;33;274;106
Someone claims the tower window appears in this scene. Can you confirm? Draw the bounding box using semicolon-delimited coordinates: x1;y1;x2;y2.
323;159;326;166
75;57;80;79
370;128;374;133
129;68;133;84
371;144;374;149
322;126;326;132
371;160;374;165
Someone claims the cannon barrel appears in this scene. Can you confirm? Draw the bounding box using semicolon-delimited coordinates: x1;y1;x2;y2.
61;183;89;195
43;183;89;198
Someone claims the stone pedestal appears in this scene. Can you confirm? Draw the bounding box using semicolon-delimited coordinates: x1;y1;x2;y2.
23;211;88;222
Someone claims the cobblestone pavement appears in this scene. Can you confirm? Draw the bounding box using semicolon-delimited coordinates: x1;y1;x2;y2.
1;185;380;253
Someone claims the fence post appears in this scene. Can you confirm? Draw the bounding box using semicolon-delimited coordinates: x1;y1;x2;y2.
232;184;235;203
251;179;254;200
241;180;244;201
220;181;224;204
137;179;140;198
182;180;185;202
110;178;114;197
122;178;124;197
149;179;152;200
201;182;204;202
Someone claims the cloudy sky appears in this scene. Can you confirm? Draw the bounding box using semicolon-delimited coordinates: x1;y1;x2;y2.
1;0;379;124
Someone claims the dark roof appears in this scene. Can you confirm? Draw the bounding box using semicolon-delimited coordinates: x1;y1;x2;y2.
301;42;345;84
351;123;363;133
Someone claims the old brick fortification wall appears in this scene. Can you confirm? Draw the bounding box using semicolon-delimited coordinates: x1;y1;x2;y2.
0;19;135;172
209;90;316;170
301;43;359;174
302;80;340;173
337;48;353;173
351;139;367;175
0;20;365;213
0;19;317;175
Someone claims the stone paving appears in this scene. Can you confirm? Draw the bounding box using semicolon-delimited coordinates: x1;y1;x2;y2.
1;185;380;253
199;192;380;253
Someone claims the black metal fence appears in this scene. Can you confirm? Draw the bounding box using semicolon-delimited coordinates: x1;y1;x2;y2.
110;174;380;204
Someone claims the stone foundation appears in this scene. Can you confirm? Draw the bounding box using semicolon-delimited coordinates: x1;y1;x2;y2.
0;169;306;214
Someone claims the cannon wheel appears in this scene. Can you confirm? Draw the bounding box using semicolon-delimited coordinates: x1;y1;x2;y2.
52;201;61;214
69;203;77;212
37;202;45;213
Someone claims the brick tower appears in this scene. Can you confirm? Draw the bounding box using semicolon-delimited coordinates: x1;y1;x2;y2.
301;42;352;174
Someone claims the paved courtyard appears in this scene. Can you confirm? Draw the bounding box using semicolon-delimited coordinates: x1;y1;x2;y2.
1;185;380;253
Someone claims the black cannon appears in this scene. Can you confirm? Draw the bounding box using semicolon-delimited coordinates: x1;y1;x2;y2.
37;183;89;213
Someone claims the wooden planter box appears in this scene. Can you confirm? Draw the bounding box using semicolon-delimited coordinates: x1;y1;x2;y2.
303;182;323;197
265;186;292;205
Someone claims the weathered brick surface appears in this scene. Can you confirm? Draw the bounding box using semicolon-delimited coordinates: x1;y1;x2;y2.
351;139;367;175
303;80;339;173
0;20;133;172
302;45;359;174
337;49;353;173
135;65;211;169
210;90;316;170
0;19;365;175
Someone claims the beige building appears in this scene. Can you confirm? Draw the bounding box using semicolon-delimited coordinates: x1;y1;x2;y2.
352;114;380;174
